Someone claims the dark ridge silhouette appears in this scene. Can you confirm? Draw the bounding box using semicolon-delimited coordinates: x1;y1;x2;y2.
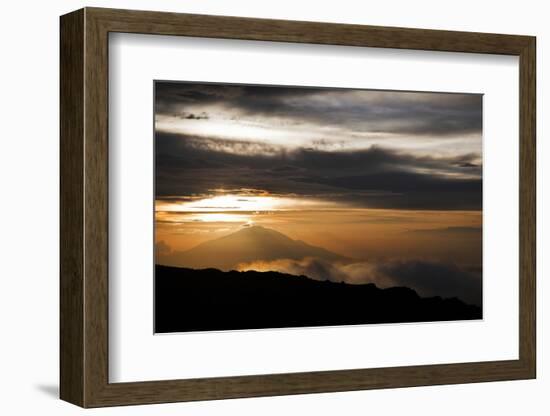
167;225;347;271
155;265;482;333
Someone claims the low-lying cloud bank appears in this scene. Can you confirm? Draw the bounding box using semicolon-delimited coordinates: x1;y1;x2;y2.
237;257;482;306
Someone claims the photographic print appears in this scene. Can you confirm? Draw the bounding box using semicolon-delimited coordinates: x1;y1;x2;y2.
154;82;483;333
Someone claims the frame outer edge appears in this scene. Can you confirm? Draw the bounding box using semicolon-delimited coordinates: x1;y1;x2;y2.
519;37;536;377
60;7;537;407
60;8;86;408
84;6;532;55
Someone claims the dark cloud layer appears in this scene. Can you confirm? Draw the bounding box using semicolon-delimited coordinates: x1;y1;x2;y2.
155;132;481;210
155;82;482;137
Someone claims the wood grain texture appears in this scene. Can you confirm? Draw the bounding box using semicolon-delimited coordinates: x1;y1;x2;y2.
59;8;84;407
88;7;532;54
518;38;536;375
59;7;537;408
83;10;110;406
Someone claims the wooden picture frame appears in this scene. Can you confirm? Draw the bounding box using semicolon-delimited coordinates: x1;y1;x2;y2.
60;7;536;408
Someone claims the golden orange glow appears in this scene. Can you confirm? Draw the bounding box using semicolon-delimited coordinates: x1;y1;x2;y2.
155;193;482;267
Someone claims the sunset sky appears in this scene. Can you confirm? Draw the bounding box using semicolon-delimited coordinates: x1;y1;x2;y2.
154;82;482;304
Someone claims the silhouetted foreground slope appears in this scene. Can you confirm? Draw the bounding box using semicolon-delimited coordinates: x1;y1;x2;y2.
155;265;482;333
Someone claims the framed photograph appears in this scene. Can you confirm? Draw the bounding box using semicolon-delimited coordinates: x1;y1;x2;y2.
60;7;536;407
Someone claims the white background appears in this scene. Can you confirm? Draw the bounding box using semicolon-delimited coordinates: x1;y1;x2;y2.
0;0;546;414
110;34;519;382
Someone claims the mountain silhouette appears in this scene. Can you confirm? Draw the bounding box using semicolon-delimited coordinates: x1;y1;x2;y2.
173;225;347;271
155;265;482;333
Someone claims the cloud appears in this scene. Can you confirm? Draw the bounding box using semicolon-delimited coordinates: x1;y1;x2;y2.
155;82;482;138
155;132;481;210
237;257;482;306
180;112;209;120
456;162;479;168
376;260;482;306
154;83;482;211
295;171;481;209
238;258;357;283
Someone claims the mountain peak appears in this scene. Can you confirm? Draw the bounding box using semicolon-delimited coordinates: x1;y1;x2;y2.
173;226;346;271
235;225;268;233
225;225;289;239
235;225;278;233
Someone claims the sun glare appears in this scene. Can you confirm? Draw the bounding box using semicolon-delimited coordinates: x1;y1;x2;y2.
155;191;346;226
191;213;252;223
190;195;279;212
158;194;286;213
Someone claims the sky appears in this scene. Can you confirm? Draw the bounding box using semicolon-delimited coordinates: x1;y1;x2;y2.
154;81;483;305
